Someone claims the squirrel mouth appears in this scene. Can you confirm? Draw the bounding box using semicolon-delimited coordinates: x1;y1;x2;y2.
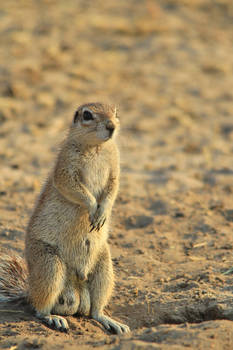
103;132;114;141
103;136;110;141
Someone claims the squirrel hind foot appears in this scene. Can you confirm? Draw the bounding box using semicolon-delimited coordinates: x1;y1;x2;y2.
92;312;130;334
38;313;69;333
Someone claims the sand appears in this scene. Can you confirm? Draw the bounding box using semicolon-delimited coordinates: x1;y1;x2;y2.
0;0;233;349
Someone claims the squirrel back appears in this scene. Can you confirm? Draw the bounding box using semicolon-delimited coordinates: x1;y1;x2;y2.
0;254;28;303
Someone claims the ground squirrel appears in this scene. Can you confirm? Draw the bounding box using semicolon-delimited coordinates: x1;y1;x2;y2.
0;102;130;334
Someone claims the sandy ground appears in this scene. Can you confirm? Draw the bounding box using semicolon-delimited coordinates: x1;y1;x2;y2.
0;0;233;349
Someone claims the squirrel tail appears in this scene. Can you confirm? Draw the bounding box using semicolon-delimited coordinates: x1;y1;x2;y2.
0;254;28;303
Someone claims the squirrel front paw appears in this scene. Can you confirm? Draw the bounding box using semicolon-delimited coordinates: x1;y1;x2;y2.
90;204;107;232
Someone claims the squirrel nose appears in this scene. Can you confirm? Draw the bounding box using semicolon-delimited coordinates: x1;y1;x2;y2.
106;121;115;136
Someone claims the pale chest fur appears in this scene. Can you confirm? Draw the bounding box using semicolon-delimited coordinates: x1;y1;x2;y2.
81;152;110;200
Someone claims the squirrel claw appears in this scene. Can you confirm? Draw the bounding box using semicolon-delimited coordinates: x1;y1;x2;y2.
97;217;106;231
89;203;107;232
41;314;69;333
90;224;95;232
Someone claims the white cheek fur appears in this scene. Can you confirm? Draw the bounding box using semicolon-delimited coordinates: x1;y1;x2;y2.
96;129;109;140
82;119;93;126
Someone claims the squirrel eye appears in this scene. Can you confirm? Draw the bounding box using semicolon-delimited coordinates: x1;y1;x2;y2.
83;110;94;121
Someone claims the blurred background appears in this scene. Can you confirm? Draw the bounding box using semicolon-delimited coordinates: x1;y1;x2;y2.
1;0;232;227
0;0;233;348
0;0;233;179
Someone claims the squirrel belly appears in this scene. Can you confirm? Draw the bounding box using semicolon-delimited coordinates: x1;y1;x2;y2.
0;254;28;303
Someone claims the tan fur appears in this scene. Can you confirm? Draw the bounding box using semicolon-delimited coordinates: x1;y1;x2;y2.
25;102;130;333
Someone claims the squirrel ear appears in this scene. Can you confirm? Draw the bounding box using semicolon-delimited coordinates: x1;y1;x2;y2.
73;110;79;123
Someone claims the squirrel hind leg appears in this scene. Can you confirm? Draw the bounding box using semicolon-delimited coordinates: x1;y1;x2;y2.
77;284;91;316
88;245;130;334
28;249;68;331
28;254;65;313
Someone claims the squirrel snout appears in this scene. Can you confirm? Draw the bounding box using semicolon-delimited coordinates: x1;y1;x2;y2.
106;121;115;136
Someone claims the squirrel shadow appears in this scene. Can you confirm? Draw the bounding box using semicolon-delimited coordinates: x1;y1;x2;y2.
0;301;38;328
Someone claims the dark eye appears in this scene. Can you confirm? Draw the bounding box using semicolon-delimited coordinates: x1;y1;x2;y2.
83;110;93;121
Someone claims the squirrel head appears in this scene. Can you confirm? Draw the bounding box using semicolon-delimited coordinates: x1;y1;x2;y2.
69;102;119;146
